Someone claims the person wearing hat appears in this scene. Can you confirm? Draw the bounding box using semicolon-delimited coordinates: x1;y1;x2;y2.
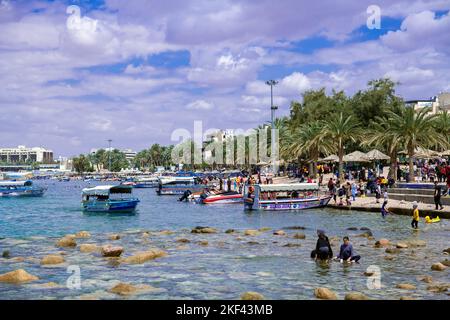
411;201;420;229
310;230;333;261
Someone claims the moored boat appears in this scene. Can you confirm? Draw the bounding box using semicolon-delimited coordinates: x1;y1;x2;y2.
133;176;159;188
82;185;139;212
244;183;331;211
0;180;46;197
156;177;207;195
197;190;243;204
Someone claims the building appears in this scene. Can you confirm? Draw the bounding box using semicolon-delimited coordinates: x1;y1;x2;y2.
405;92;450;114
0;145;53;164
204;129;236;144
122;149;137;162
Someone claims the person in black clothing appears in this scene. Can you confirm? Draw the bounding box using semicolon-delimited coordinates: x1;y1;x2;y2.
434;181;444;210
310;230;333;261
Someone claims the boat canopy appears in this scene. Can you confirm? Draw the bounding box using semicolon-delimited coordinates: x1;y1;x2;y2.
159;177;195;184
0;180;33;187
257;183;319;192
82;185;132;196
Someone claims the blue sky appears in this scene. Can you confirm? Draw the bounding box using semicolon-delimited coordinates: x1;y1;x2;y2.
0;0;449;156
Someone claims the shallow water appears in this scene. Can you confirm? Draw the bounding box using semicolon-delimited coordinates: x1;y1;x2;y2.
0;181;449;300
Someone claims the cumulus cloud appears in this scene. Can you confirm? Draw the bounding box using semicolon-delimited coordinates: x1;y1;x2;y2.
1;0;450;156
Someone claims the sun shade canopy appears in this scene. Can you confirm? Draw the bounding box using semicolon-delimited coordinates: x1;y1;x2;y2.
82;185;132;196
257;183;319;192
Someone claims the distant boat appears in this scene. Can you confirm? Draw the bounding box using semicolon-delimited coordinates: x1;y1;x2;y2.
133;176;159;188
156;177;207;195
0;180;46;197
82;185;139;212
244;183;331;211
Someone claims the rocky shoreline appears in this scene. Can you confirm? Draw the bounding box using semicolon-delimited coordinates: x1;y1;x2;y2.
0;225;448;300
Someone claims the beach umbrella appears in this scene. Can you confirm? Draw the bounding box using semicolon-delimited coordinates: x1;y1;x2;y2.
365;149;390;161
321;154;339;162
399;147;439;158
256;161;269;166
440;150;450;156
343;151;370;162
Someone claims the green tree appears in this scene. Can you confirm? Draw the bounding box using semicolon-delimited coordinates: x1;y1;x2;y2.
387;107;446;182
285;121;333;176
72;154;93;174
322;113;362;182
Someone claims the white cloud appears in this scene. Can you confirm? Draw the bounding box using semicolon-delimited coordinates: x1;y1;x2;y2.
186;100;214;110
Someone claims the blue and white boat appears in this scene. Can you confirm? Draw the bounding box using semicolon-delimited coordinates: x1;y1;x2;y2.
244;183;331;211
0;180;46;197
82;185;140;212
133;176;159;188
156;177;207;195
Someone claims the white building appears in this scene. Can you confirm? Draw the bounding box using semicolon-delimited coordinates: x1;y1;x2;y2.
0;145;53;163
405;92;450;114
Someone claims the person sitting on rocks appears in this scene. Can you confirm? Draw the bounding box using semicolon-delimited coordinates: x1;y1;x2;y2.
311;230;333;261
336;236;360;263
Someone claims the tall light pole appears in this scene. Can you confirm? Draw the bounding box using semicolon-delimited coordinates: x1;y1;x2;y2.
107;139;112;172
266;80;278;175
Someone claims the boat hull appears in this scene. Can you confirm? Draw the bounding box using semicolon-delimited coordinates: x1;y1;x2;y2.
200;194;243;204
82;199;140;212
0;187;46;197
245;196;332;211
156;185;207;195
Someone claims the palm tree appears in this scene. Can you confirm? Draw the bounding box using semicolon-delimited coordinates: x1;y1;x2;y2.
387;107;446;182
322;113;362;182
433;110;450;149
364;117;403;180
285;121;333;176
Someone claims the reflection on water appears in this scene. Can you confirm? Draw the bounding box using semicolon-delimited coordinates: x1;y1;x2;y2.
0;181;448;300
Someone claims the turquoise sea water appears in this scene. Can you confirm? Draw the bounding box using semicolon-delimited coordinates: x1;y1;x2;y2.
0;181;448;300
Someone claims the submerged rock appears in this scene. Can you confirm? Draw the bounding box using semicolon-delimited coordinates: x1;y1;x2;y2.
443;248;450;254
244;230;260;236
346;227;358;231
363;272;374;277
344;292;369;300
399;296;416;300
176;238;190;243
2;250;10;258
360;227;371;231
273;230;286;236
374;239;389;247
109;234;121;240
75;231;91;238
283;243;301;247
225;229;235;234
198;241;209;246
40;255;65;265
293;233;306;239
191;227;218;234
314;287;337;300
396;283;416;290
431;263;447;271
284;226;306;230
108;283;158;296
240;292;264;300
56;236;77;248
426;283;449;293
79;244;100;253
440;259;450;267
419;276;433;283
406;240;427;247
396;243;408;249
258;227;271;232
101;245;124;257
385;248;401;254
0;269;39;284
121;249;167;264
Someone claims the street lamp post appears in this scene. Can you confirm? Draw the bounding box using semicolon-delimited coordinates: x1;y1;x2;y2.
107;139;112;172
266;80;278;175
